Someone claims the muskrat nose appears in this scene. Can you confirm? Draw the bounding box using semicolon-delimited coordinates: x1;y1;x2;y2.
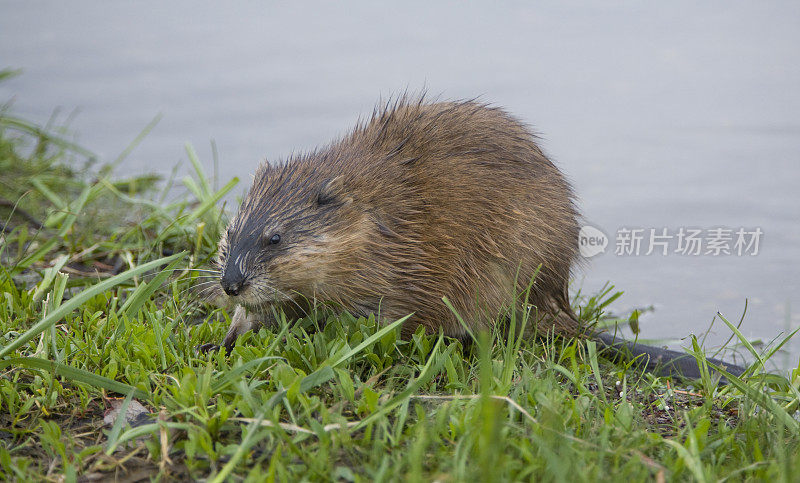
220;271;246;296
221;280;244;296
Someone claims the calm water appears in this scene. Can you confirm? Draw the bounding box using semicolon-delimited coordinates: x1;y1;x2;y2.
2;1;799;366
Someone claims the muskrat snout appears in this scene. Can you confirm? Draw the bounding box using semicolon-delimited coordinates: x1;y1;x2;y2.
220;265;247;297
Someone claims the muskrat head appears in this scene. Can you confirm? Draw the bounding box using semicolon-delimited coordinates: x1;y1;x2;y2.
216;162;367;312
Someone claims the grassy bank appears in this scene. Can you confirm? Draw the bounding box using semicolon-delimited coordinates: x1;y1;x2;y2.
1;97;799;481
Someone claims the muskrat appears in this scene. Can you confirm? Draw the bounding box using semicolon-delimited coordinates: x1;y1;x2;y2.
202;97;745;380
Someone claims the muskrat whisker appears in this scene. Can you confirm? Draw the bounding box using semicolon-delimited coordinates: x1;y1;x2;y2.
194;286;221;300
189;281;219;292
136;268;220;283
176;280;220;300
249;281;310;319
171;269;221;275
276;294;309;318
149;267;220;274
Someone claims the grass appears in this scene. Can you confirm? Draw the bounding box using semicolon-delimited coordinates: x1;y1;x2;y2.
1;84;799;481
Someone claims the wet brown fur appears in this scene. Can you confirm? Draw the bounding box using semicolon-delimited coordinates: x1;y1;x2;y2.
211;97;582;348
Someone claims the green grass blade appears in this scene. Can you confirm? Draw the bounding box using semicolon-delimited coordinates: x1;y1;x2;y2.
0;357;147;399
299;365;336;393
119;257;184;317
354;335;444;431
0;115;97;158
442;296;476;342
14;239;59;271
108;114;162;171
713;366;799;432
31;254;69;303
331;314;409;367
664;438;708;483
211;409;266;483
0;68;22;82
210;356;285;394
256;320;401;415
98;178;165;210
717;312;765;374
0;252;185;358
108;422;195;453
185;177;238;223
57;183;94;237
30;176;67;209
185;143;212;198
104;390;136;455
586;340;606;402
260;366;336;418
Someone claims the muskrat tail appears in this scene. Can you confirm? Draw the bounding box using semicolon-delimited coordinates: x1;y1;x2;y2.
594;332;747;382
555;283;746;382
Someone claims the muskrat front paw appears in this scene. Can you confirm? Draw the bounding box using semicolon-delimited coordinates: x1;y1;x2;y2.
196;343;220;354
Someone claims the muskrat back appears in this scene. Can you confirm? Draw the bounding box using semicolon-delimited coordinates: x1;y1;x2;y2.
212;98;581;349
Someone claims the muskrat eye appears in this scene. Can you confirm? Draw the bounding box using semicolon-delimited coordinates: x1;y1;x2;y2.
268;233;281;245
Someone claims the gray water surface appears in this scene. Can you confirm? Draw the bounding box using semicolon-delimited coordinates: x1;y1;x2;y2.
2;1;799;366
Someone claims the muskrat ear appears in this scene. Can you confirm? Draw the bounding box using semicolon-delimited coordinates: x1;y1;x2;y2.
317;176;344;205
